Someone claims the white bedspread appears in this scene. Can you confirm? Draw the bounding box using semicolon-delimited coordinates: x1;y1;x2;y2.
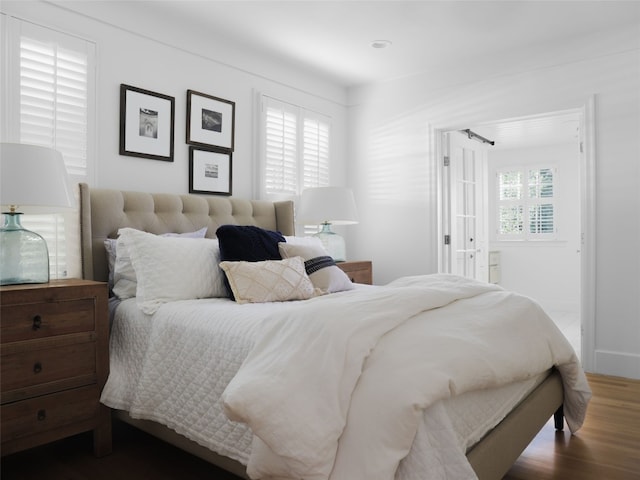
101;274;590;480
222;274;591;480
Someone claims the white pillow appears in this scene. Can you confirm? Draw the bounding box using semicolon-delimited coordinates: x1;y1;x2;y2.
283;235;325;247
111;227;207;299
219;257;317;304
117;228;226;315
278;242;355;294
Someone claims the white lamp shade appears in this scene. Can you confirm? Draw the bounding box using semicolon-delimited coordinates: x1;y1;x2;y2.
1;143;75;212
297;186;358;225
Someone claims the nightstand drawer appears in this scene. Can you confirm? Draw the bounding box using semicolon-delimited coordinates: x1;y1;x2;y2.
1;299;96;343
337;261;373;285
345;269;372;285
1;385;100;445
1;341;96;394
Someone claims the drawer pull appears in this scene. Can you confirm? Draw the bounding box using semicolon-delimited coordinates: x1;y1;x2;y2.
33;362;43;374
37;409;47;421
32;315;42;330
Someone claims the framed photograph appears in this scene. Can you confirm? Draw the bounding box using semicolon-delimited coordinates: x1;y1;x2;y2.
186;90;235;151
120;84;175;161
189;146;232;196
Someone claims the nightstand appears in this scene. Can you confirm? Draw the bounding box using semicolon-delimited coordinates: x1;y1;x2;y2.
0;279;111;457
337;261;373;285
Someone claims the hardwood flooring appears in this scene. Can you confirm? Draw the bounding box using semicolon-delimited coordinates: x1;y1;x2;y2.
2;373;639;480
1;420;239;480
504;373;640;480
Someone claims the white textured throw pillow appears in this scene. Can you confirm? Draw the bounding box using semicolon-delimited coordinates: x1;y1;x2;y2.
112;227;207;299
219;257;317;304
117;228;225;314
278;242;355;294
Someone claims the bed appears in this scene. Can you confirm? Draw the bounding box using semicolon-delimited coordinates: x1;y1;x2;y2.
78;183;591;480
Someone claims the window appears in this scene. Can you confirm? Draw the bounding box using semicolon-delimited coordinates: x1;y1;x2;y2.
2;17;95;278
260;95;330;200
496;166;557;240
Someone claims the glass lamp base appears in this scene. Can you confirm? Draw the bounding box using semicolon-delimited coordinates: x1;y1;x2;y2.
314;223;346;262
0;213;50;285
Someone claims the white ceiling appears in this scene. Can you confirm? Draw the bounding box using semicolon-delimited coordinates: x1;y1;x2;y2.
146;0;640;88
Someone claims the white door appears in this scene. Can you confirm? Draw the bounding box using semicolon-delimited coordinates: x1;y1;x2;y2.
442;131;489;281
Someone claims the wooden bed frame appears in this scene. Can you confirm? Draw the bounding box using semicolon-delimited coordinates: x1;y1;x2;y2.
79;183;565;480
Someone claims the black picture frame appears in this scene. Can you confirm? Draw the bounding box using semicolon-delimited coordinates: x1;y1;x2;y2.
188;146;232;196
186;90;235;151
119;84;175;162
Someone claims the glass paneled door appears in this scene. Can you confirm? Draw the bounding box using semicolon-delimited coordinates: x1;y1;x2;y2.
442;131;489;281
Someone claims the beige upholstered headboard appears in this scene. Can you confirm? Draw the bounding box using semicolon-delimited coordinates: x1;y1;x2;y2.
79;183;295;282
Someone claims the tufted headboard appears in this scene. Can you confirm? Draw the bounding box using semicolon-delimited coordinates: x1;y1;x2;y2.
79;183;295;282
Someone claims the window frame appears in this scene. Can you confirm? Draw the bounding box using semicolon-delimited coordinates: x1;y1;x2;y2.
1;15;96;279
258;93;331;202
495;165;558;242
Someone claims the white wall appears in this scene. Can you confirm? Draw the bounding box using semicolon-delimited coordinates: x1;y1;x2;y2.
348;27;640;379
487;143;581;313
1;1;349;199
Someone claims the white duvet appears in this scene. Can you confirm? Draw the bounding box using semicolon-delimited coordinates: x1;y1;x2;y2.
222;274;591;480
101;274;591;480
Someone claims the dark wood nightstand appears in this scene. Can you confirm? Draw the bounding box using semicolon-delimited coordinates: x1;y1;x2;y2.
0;279;111;457
337;261;373;285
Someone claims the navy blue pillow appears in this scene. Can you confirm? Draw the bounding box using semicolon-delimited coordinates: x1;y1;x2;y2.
216;225;285;262
216;225;286;299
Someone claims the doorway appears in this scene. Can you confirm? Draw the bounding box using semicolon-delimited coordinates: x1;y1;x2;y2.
438;106;594;363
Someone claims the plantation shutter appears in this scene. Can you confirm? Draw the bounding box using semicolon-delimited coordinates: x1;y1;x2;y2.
264;97;298;196
498;170;524;236
3;18;95;278
302;112;330;189
261;95;330;200
19;34;90;175
496;166;557;240
527;168;555;235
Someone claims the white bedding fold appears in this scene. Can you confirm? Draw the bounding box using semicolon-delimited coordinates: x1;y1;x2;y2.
222;274;591;480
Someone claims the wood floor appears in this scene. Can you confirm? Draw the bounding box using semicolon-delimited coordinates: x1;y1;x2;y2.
503;373;640;480
2;373;639;480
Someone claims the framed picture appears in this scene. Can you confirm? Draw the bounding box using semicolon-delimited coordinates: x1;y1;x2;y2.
189;146;232;196
186;90;235;151
119;84;175;162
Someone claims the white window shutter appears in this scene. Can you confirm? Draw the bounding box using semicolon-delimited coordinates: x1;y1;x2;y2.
264;97;298;196
496;166;557;240
3;18;95;279
19;24;90;177
260;94;331;200
527;167;556;235
302;112;330;189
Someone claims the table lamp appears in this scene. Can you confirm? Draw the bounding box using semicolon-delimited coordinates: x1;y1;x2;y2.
297;186;358;262
0;143;75;285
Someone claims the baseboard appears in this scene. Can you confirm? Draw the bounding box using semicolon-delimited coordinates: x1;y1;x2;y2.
594;350;640;380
